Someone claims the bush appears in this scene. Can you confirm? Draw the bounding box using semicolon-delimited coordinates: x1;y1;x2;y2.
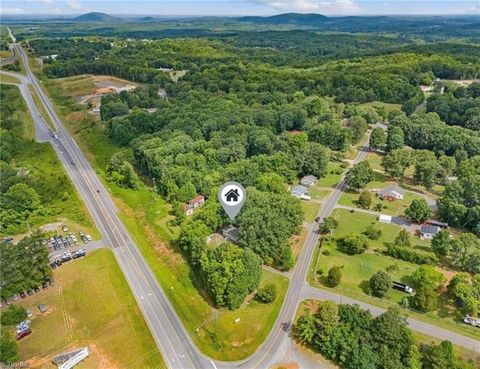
327;266;342;287
0;305;27;326
363;224;382;240
320;217;338;234
256;283;277;304
394;229;411;247
386;244;438;265
337;234;369;255
369;270;392;298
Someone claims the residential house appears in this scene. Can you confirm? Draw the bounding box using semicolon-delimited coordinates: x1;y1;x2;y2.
189;195;205;208
419;225;440;240
378;185;405;201
300;175;317;187
184;195;205;216
291;185;311;200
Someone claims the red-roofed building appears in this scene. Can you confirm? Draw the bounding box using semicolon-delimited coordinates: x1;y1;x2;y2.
189;195;205;208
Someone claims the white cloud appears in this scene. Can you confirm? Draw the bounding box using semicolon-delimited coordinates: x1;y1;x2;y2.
254;0;360;15
67;0;84;11
53;7;63;14
0;7;25;14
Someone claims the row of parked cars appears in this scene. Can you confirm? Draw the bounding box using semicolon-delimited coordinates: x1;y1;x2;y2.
1;279;54;306
46;229;92;253
50;249;87;268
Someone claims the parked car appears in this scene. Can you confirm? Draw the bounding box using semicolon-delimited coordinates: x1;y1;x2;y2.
62;225;68;232
16;327;31;340
38;304;47;313
27;290;33;296
33;286;40;293
26;310;33;319
13;293;19;301
464;316;480;328
392;281;413;294
20;291;26;299
86;234;93;242
42;282;48;290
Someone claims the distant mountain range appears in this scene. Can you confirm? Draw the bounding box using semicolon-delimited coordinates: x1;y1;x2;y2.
237;13;329;26
72;12;120;22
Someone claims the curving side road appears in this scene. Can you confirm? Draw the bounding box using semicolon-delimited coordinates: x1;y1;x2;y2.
3;34;478;369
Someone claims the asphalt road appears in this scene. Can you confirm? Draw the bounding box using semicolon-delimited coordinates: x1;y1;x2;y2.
6;44;214;369
3;38;478;368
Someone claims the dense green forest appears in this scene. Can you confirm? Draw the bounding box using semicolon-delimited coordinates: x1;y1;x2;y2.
9;19;480;310
295;301;476;369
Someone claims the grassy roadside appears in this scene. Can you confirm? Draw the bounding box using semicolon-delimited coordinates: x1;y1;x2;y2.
0;73;21;84
27;58;291;360
13;249;165;369
27;84;56;130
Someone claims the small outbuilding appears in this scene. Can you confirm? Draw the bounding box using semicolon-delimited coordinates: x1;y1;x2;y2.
378;214;392;224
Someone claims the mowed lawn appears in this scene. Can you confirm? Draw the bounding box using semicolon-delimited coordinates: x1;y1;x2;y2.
338;172;428;216
301;200;321;223
14;249;164;369
311;209;480;340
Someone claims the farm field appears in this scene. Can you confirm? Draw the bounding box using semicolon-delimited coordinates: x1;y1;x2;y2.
12;249;165;369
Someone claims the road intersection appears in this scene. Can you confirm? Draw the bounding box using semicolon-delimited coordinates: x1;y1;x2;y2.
1;38;478;369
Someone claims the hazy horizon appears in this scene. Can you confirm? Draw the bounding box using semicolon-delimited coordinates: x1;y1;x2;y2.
1;0;479;17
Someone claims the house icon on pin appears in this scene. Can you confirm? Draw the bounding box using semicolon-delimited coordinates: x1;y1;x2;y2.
225;189;240;202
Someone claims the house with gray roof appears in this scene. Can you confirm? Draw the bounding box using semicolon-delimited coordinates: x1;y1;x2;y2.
419;225;440;240
378;185;405;201
300;175;317;187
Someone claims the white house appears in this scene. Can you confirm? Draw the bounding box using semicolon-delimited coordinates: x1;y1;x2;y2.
419;225;440;240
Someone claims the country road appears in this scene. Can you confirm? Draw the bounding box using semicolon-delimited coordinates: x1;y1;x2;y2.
1;36;478;369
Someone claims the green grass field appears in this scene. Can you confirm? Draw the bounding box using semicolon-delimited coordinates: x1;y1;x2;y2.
301;201;321;223
28;84;56;130
12;249;165;369
309;209;480;340
359;100;402;113
315;162;344;188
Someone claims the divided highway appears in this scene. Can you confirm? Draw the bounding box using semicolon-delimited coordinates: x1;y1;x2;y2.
2;37;478;369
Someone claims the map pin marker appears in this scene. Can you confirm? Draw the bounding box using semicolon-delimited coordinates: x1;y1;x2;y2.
218;181;246;220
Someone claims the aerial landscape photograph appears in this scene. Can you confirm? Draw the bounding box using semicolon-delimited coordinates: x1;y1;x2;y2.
0;0;479;368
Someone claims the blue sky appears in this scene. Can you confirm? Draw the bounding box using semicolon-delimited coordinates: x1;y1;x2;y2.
1;0;479;16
